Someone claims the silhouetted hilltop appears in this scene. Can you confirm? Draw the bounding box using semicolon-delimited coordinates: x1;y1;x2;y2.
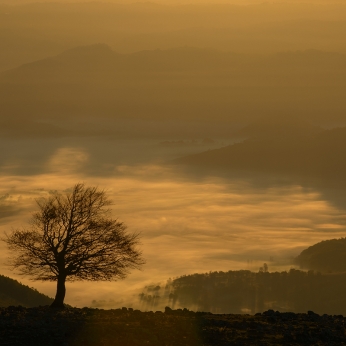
174;123;346;181
0;274;53;307
295;238;346;273
158;269;346;315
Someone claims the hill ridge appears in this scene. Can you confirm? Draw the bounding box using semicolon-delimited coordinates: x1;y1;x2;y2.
0;274;53;307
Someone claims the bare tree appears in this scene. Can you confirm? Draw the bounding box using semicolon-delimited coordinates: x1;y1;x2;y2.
4;183;144;308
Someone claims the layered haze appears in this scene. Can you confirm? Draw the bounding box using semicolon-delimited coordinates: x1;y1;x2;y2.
1;0;346;311
1;139;346;309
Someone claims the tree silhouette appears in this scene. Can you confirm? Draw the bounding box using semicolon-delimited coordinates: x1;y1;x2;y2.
4;183;144;308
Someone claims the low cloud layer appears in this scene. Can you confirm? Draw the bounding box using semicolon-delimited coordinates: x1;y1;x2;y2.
0;146;345;309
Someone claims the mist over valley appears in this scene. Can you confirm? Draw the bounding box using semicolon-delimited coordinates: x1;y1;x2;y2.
1;0;346;317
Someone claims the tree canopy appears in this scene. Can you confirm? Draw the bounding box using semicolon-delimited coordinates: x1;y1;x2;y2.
4;183;144;308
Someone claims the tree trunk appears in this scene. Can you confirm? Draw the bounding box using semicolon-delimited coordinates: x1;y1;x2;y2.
50;275;66;308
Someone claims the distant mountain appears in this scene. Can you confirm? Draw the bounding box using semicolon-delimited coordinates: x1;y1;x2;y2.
0;44;120;83
174;123;346;181
0;44;243;84
233;118;322;140
0;274;53;307
0;119;70;138
268;50;346;70
2;45;345;84
1;44;346;132
295;238;346;273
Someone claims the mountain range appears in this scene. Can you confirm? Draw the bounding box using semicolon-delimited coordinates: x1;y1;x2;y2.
2;44;345;85
1;44;346;136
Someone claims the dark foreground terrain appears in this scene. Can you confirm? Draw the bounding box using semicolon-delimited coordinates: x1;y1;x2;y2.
1;306;345;346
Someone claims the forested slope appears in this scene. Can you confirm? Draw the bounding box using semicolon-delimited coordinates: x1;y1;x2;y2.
141;269;346;315
0;274;53;307
295;238;346;273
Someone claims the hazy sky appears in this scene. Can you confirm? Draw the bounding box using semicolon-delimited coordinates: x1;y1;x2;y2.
0;0;341;4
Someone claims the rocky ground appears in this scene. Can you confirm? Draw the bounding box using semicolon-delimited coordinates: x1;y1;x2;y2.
0;306;345;345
